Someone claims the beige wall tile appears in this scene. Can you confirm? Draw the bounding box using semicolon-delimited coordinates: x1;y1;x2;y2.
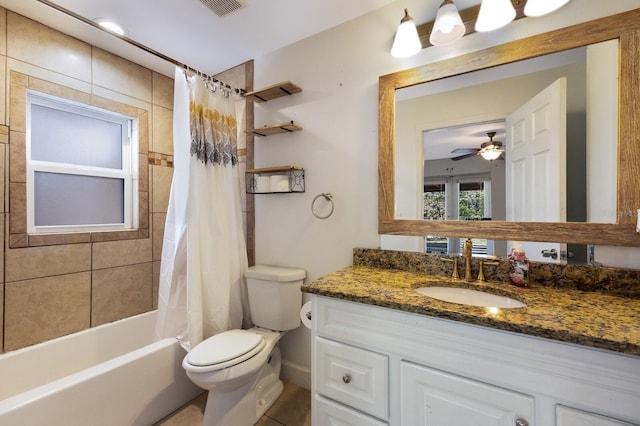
29;76;92;105
92;263;153;326
92;237;152;270
0;8;7;56
151;165;173;213
5;243;91;282
0;56;6;126
139;153;149;192
8;182;25;234
152;104;173;155
138;109;149;154
92;48;152;103
8;130;23;184
7;13;91;82
7;58;92;95
152;212;166;262
152;260;160;310
9;80;26;132
0;213;4;283
153;72;174;110
4;272;91;351
0;283;3;353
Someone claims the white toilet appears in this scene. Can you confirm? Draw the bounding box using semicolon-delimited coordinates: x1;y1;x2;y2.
182;265;306;426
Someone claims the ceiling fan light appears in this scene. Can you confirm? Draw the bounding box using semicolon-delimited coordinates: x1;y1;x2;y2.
480;148;502;161
475;0;516;33
391;8;422;58
429;0;465;46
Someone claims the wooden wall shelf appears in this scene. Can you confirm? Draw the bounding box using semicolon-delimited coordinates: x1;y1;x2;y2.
245;122;302;137
244;81;302;102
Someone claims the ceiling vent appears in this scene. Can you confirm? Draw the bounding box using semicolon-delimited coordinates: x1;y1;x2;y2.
199;0;247;17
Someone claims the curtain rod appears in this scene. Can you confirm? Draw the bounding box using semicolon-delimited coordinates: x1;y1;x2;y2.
34;0;244;93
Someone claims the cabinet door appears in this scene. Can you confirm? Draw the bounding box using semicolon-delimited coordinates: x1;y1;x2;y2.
315;395;388;426
557;405;636;426
316;337;389;420
400;361;534;426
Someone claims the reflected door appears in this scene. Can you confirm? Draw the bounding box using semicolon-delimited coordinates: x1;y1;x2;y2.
506;78;567;263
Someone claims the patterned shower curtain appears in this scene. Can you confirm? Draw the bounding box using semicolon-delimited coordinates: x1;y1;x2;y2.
155;67;250;350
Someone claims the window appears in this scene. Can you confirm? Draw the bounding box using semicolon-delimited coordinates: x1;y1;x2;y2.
26;91;139;234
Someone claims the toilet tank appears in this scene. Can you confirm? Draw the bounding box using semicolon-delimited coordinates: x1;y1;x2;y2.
245;265;306;331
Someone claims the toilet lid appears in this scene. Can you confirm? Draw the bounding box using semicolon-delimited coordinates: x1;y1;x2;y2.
186;329;265;367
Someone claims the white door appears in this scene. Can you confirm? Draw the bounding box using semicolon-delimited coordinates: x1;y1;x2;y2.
506;78;567;263
400;361;534;426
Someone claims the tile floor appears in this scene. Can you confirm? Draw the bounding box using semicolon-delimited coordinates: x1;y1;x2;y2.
155;381;311;426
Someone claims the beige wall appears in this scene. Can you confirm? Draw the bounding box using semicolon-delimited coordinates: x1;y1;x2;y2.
0;10;176;353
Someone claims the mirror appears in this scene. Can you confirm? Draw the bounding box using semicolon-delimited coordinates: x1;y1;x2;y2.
379;9;640;247
397;44;617;226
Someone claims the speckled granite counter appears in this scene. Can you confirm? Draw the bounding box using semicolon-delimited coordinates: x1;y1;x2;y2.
302;265;640;356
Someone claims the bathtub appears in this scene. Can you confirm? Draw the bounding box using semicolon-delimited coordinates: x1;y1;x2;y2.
0;311;201;425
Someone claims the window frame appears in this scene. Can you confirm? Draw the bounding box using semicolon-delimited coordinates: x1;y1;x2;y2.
26;90;139;235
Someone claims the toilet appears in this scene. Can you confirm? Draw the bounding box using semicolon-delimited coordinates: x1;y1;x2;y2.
182;265;306;426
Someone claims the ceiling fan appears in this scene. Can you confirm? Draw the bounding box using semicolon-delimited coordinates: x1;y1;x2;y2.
451;131;504;161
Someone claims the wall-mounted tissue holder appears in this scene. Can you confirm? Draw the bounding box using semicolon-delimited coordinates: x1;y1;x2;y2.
246;165;305;194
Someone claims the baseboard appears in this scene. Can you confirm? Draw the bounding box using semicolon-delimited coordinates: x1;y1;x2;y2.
281;360;311;390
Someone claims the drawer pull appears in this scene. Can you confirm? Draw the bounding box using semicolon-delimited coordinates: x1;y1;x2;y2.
342;374;352;384
515;419;529;426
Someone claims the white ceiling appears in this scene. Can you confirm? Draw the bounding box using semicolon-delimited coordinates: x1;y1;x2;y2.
0;0;400;77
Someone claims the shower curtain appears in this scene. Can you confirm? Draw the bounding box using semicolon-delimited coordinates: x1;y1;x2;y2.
155;67;250;351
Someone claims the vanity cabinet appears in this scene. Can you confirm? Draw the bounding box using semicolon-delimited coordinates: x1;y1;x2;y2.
310;295;640;426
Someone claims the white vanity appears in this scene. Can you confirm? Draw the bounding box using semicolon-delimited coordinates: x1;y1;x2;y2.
310;295;640;425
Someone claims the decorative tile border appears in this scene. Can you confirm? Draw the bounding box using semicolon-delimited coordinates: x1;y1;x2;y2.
148;152;174;167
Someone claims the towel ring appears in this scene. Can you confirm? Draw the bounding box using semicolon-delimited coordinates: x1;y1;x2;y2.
312;193;334;219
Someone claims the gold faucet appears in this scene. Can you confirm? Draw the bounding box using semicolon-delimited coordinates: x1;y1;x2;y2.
441;257;460;279
462;238;473;281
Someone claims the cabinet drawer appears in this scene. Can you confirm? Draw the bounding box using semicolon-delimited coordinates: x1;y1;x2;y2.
315;395;388;426
315;337;388;420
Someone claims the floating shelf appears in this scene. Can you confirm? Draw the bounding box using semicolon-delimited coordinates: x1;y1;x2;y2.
245;122;302;137
246;166;305;194
244;81;302;102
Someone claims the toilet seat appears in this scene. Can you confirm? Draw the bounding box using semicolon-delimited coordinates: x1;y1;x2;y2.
186;329;266;370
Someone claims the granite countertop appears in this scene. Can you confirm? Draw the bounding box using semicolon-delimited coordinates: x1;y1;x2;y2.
301;265;640;356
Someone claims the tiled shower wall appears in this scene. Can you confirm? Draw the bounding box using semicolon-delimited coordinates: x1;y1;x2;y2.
0;9;252;353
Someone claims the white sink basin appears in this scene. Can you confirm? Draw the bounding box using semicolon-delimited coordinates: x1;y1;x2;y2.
415;286;526;308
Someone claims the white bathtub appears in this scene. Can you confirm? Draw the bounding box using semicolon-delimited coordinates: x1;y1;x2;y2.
0;311;201;426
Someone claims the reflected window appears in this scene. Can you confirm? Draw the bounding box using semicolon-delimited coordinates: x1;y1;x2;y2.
424;175;492;255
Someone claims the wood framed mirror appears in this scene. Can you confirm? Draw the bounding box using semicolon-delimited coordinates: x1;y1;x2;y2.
378;9;640;247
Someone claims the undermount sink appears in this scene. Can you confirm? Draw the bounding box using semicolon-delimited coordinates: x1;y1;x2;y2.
415;286;526;308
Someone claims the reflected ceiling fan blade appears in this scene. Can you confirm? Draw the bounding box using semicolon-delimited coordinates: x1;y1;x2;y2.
451;151;479;161
451;148;479;154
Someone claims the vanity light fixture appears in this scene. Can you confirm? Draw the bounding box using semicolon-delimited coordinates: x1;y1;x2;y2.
94;18;125;36
475;0;516;32
429;0;465;46
391;8;422;58
524;0;571;17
